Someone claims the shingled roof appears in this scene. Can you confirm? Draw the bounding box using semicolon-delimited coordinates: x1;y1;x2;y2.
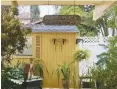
24;24;79;33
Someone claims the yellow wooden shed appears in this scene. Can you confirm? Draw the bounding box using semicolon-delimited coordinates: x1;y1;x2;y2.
24;24;79;88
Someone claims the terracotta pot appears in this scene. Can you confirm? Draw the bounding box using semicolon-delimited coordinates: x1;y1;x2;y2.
62;79;70;89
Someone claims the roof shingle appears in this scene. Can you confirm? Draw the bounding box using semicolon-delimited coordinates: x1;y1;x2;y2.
24;24;79;33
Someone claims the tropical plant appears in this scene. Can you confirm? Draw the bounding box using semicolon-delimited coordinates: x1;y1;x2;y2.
55;63;71;89
1;1;31;66
56;63;71;84
59;4;117;37
1;61;24;89
59;5;97;36
10;61;24;79
33;59;49;78
91;36;117;89
1;66;19;89
96;4;117;36
73;49;90;62
106;4;117;36
72;49;90;88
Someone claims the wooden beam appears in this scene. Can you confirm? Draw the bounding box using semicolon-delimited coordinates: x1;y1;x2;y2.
93;1;116;20
1;0;103;5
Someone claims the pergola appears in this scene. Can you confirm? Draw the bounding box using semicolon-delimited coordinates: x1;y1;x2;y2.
1;0;117;20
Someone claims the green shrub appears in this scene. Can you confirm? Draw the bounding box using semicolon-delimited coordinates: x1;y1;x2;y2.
91;36;117;89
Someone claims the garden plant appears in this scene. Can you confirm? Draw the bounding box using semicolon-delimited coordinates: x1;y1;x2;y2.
91;36;117;89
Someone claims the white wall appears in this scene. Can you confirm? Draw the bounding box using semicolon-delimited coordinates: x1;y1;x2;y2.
78;37;108;76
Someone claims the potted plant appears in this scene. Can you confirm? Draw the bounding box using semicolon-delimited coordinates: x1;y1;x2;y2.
73;49;90;88
56;63;71;89
73;49;90;62
33;59;49;78
33;60;44;78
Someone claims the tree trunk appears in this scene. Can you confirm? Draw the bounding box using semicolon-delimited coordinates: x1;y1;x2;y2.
102;18;108;36
112;28;115;36
99;25;104;36
99;18;108;36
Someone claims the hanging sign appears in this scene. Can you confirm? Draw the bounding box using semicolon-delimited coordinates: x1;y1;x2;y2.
43;15;81;25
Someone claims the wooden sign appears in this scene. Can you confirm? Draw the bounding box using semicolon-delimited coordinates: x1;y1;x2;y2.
43;15;81;25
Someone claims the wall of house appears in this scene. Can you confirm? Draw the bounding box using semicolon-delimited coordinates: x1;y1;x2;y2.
78;37;108;76
32;32;79;88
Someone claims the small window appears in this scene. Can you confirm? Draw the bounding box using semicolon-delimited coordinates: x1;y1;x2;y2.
36;35;41;59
